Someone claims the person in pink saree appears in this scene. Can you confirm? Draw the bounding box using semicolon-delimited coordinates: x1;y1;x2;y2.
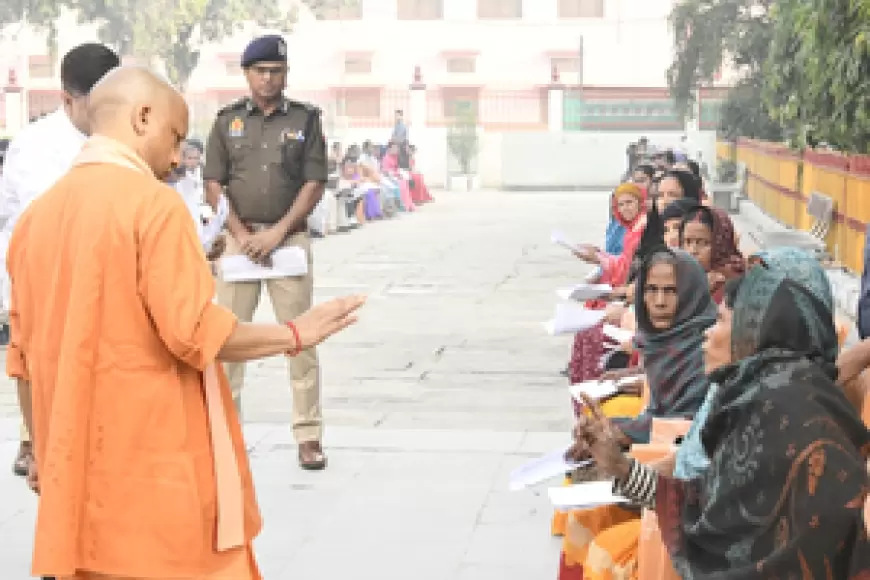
407;144;433;204
381;141;416;212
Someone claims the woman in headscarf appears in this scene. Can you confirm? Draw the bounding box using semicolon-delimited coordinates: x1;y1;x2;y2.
553;183;648;537
568;182;646;386
679;205;745;303
656;169;702;215
557;248;716;579
571;266;870;579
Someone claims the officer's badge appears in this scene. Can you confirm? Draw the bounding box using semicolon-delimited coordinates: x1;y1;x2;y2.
229;117;244;138
280;128;305;143
277;39;287;57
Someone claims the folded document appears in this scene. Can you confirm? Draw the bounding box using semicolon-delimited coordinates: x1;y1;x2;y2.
218;247;308;282
547;481;628;509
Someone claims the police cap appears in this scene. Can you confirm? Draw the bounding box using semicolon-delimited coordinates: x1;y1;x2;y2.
241;35;288;69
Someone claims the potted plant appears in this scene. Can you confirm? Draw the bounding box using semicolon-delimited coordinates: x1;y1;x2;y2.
446;101;480;191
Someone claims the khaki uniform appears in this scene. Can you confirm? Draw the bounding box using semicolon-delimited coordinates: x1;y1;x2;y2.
204;97;327;443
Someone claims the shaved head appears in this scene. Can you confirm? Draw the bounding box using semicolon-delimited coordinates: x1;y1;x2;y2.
87;66;189;179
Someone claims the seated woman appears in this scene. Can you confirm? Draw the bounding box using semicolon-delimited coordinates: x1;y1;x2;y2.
557;248;716;579
573;266;870;578
382;141;416;212
575;246;848;579
679;205;744;303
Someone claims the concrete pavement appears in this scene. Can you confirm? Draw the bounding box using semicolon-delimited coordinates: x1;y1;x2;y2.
0;190;615;579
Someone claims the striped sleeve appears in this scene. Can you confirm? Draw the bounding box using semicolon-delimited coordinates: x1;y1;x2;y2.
613;459;657;509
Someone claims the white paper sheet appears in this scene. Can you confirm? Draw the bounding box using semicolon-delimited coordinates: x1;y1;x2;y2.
571;376;643;403
508;447;592;491
603;324;633;344
556;283;613;302
219;246;309;282
547;481;628;509
570;380;619;402
544;304;607;336
551;230;582;253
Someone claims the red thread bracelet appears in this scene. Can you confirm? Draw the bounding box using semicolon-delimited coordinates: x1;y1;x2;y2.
286;321;302;356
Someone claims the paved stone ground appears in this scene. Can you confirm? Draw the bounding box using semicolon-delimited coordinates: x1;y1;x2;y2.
0;190;615;579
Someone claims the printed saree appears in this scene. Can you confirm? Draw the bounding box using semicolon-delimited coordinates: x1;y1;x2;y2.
657;267;870;579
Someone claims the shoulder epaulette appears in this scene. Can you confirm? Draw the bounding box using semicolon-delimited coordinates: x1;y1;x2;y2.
285;98;321;115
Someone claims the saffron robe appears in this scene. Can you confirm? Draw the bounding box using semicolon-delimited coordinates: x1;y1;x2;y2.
7;137;262;579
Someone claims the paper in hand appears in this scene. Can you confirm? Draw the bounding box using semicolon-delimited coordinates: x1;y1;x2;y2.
547;481;628;509
544;304;607;335
508;447;592;491
603;324;633;345
556;283;613;302
551;230;582;253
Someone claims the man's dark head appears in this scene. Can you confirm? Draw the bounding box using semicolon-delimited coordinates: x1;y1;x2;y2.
395;109;403;120
362;140;372;153
664;149;677;167
60;43;120;135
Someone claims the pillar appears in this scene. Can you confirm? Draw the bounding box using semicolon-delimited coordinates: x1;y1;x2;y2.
3;69;24;135
408;66;432;177
548;66;564;133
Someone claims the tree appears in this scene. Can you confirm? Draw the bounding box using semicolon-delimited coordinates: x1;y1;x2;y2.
667;0;775;125
766;0;870;152
446;102;479;177
65;0;295;91
0;0;63;58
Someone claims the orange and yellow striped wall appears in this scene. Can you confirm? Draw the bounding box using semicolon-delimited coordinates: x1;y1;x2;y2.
717;139;870;273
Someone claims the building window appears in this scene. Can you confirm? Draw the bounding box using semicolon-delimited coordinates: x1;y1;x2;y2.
340;88;381;118
28;57;54;79
558;0;604;18
314;0;362;19
344;55;372;74
397;0;443;20
477;0;522;18
445;56;476;74
442;88;479;119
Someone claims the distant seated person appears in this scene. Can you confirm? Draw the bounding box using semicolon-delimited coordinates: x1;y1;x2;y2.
406;143;433;204
382;141;416;212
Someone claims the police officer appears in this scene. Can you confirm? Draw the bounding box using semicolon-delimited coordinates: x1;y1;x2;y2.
203;35;329;470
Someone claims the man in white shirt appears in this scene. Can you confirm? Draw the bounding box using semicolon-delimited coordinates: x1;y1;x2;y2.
168;139;229;255
0;43;120;478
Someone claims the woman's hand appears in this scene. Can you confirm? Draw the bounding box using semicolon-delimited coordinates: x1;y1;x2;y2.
837;341;870;386
566;394;633;480
707;271;726;292
573;244;600;264
292;295;367;351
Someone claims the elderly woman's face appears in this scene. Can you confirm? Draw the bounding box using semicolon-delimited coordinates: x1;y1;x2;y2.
616;194;640;223
703;302;734;373
643;262;679;330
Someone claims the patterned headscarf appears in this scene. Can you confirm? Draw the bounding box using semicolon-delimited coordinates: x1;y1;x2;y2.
658;266;870;579
680;206;745;275
612;248;716;443
673;246;838;480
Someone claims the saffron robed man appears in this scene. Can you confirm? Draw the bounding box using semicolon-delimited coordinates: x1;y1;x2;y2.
204;35;331;470
9;66;365;580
